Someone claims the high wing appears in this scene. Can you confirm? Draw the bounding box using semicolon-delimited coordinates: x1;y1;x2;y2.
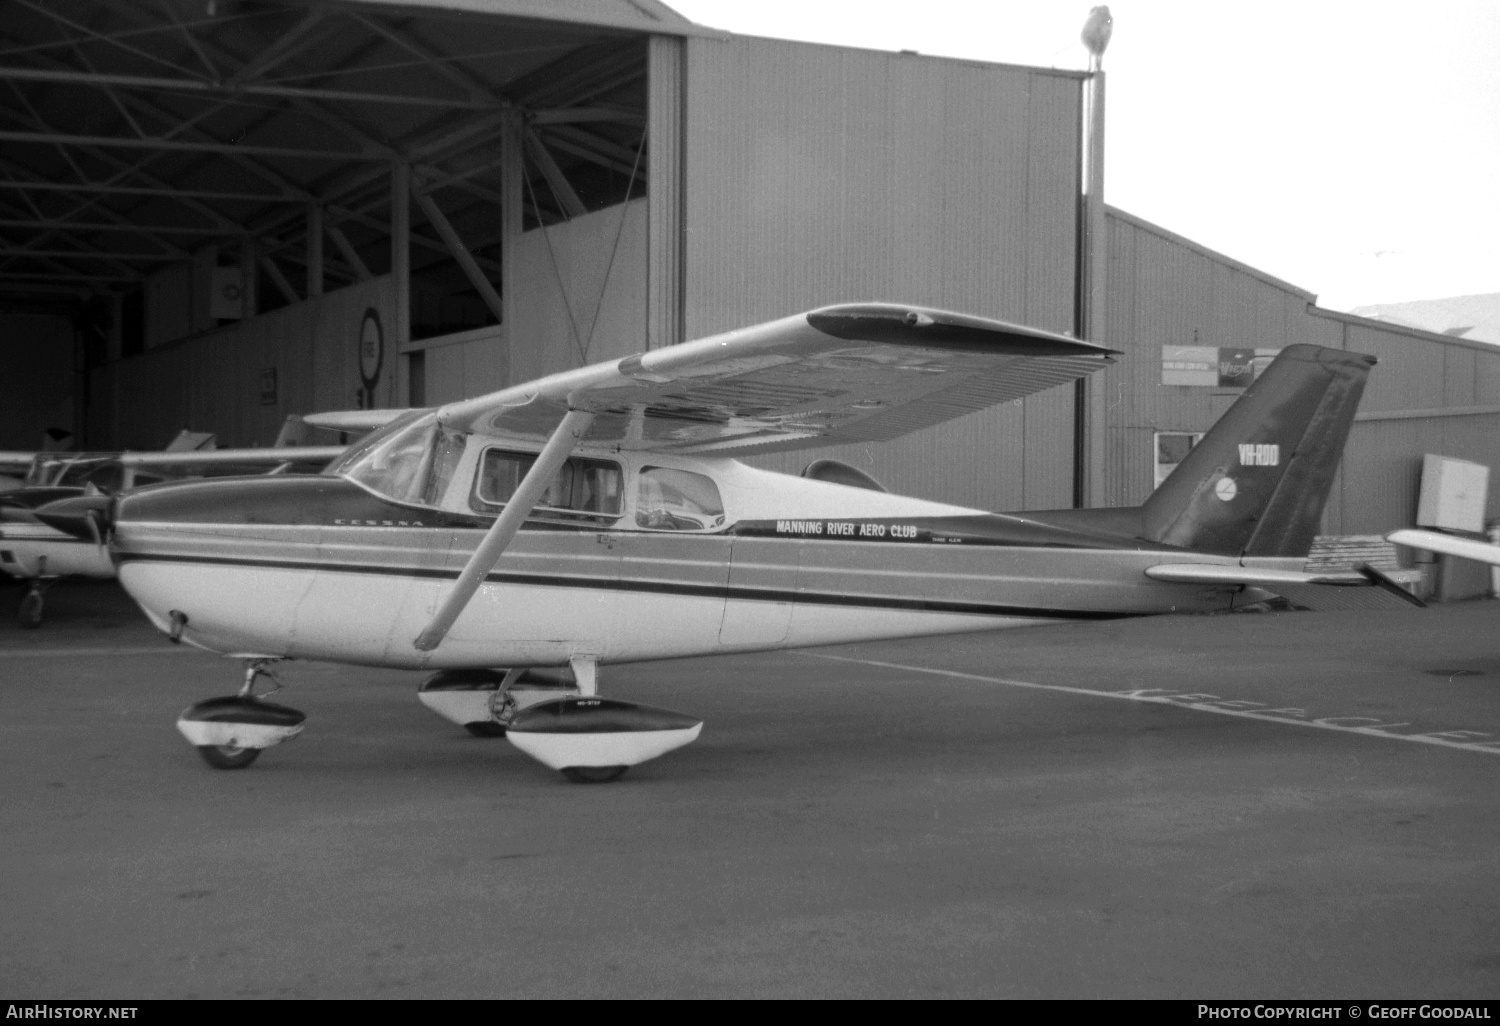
436;303;1116;454
1389;528;1500;567
411;304;1114;652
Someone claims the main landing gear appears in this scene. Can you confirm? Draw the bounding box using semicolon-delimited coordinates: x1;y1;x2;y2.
418;656;703;783
175;657;701;782
176;659;306;770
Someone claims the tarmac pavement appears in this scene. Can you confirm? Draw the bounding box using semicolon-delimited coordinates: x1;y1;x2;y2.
2;579;1499;998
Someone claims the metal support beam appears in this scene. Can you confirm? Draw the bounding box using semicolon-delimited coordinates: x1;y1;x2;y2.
522;126;585;219
414;189;503;325
0;248;178;261
0;64;498;110
240;237;257;319
222;10;325;88
392;162;411;406
0;217;236;236
327;223;371;281
306;202;323;298
260;255;299;306
0;129;376;163
0;179;296;202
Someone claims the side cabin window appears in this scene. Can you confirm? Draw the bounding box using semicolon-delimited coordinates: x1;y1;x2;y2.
471;448;623;522
635;466;724;532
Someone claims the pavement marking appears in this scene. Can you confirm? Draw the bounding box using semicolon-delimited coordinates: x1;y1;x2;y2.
0;645;207;658
803;652;1500;757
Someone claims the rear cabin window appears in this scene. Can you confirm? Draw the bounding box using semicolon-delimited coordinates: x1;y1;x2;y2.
471;449;623;521
635;467;725;532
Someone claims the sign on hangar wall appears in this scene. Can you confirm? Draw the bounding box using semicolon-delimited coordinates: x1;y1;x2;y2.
1161;346;1281;387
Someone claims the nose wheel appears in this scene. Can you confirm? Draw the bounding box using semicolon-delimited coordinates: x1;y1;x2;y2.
16;558;55;629
196;742;260;770
177;659;305;770
18;586;44;629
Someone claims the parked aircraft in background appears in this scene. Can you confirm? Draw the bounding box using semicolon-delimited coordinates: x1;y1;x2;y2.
2;444;344;626
37;304;1409;782
1389;529;1500;570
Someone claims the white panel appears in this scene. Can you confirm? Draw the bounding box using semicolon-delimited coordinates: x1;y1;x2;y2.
510;199;648;383
1417;454;1490;532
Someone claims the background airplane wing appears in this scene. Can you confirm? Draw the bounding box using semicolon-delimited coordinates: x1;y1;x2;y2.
437;303;1116;454
302;410;412;433
116;447;348;467
1389;528;1500;567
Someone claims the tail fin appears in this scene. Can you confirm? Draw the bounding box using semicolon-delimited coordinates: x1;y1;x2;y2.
1142;344;1375;557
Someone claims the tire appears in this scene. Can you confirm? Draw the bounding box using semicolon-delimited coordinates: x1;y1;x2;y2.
561;765;628;784
18;591;42;629
196;744;260;770
464;721;507;738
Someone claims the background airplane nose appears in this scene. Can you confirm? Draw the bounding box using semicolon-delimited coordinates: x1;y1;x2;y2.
34;494;114;544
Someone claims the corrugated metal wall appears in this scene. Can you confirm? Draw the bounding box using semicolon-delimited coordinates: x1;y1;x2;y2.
1102;207;1500;535
681;35;1086;511
1318;311;1500;534
1101;208;1314;510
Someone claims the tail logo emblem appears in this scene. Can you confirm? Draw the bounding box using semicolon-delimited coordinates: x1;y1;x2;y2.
1215;477;1238;502
1238;443;1280;467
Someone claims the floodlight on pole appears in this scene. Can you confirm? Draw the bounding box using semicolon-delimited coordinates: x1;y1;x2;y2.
1082;6;1113;72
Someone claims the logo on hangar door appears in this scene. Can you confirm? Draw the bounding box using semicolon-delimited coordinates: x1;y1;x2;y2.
358;308;384;408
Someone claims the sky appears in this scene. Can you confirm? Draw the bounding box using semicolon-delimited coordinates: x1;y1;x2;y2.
665;0;1500;311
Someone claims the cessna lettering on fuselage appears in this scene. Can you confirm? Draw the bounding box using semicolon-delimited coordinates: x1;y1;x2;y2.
35;303;1411;783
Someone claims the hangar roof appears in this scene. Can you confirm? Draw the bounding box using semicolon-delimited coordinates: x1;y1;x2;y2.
0;0;696;316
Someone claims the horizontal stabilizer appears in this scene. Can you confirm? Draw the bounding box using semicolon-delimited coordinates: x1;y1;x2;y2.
1146;561;1425;610
1144;563;1368;587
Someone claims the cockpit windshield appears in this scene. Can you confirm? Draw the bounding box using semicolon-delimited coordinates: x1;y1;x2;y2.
329;410;468;507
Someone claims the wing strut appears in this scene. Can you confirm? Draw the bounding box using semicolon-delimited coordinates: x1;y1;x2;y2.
413;409;595;652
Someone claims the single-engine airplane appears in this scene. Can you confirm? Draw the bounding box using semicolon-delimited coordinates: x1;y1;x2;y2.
3;445;344;626
38;303;1413;781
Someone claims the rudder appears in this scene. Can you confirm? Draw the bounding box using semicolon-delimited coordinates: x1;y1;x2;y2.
1142;344;1376;557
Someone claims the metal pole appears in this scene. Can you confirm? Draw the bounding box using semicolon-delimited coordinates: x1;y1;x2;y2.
306;202;323;298
498;113;522;388
240;236;258;318
392;162;411;406
1075;69;1108;508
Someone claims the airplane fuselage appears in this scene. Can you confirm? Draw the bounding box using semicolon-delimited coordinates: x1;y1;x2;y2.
111;446;1268;669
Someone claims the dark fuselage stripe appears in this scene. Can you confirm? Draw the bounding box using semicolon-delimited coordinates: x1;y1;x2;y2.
116;552;1132;621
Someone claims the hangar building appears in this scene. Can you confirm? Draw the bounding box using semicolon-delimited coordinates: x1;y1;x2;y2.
1;0;1496;547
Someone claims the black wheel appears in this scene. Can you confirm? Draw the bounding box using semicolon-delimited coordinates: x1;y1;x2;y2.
18;591;42;629
562;765;628;784
464;721;507;738
196;744;260;770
